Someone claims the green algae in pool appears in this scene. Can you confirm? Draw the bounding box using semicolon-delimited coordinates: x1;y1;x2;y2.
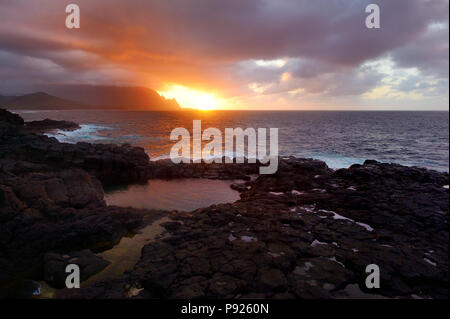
34;216;170;298
104;178;241;211
83;216;171;286
35;179;241;298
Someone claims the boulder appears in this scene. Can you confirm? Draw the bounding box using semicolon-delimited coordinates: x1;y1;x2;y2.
44;250;110;288
24;118;80;132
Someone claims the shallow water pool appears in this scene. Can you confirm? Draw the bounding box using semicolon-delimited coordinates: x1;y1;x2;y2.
104;178;241;211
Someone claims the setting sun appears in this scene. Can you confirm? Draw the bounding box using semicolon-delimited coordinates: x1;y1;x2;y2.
158;85;222;110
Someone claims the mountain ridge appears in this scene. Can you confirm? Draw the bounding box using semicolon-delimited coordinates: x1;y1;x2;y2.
0;92;84;110
0;85;181;110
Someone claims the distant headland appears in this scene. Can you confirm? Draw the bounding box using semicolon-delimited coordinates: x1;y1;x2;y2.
0;85;181;111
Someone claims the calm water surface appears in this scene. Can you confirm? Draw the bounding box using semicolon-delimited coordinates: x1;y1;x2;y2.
104;178;241;211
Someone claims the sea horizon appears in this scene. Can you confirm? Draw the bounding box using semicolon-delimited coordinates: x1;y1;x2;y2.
12;108;450;112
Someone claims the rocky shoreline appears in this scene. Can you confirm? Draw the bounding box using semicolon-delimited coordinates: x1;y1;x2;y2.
0;109;448;299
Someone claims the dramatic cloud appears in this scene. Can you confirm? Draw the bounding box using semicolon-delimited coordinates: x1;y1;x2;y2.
0;0;448;109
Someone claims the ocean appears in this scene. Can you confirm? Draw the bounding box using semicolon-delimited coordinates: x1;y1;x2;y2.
16;110;449;172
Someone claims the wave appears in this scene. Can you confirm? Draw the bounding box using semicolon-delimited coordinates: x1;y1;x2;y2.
302;153;365;169
44;124;113;143
150;151;365;170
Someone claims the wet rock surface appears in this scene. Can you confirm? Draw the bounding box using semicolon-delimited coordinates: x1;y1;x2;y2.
147;159;259;180
0;110;165;296
0;109;24;126
0;110;152;186
1;109;448;299
64;159;448;299
44;250;110;288
24;118;81;133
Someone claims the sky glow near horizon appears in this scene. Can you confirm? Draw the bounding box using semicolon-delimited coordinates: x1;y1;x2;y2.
0;0;448;110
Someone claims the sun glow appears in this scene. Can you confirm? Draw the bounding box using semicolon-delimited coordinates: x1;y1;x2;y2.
158;85;222;110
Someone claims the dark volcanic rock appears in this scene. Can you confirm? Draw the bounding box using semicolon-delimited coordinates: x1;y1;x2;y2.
0;109;448;299
25;118;80;133
0;110;151;185
83;158;447;299
16;280;42;298
0;109;163;296
0;186;148;296
0;109;24;126
44;250;110;289
147;158;259;180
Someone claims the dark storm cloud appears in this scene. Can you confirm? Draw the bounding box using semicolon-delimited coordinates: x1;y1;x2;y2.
391;26;449;78
0;0;448;104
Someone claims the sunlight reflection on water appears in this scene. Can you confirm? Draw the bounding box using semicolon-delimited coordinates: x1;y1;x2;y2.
104;178;241;211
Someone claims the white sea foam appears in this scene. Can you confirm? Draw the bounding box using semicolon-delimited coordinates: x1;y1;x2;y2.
306;154;364;169
45;124;113;143
17;110;448;172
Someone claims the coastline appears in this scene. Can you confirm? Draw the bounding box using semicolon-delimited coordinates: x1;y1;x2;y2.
15;109;450;173
0;109;448;299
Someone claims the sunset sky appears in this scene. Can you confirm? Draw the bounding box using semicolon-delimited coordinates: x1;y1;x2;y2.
0;0;448;110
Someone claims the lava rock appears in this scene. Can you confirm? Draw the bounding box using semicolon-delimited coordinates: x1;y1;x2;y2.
44;250;110;288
